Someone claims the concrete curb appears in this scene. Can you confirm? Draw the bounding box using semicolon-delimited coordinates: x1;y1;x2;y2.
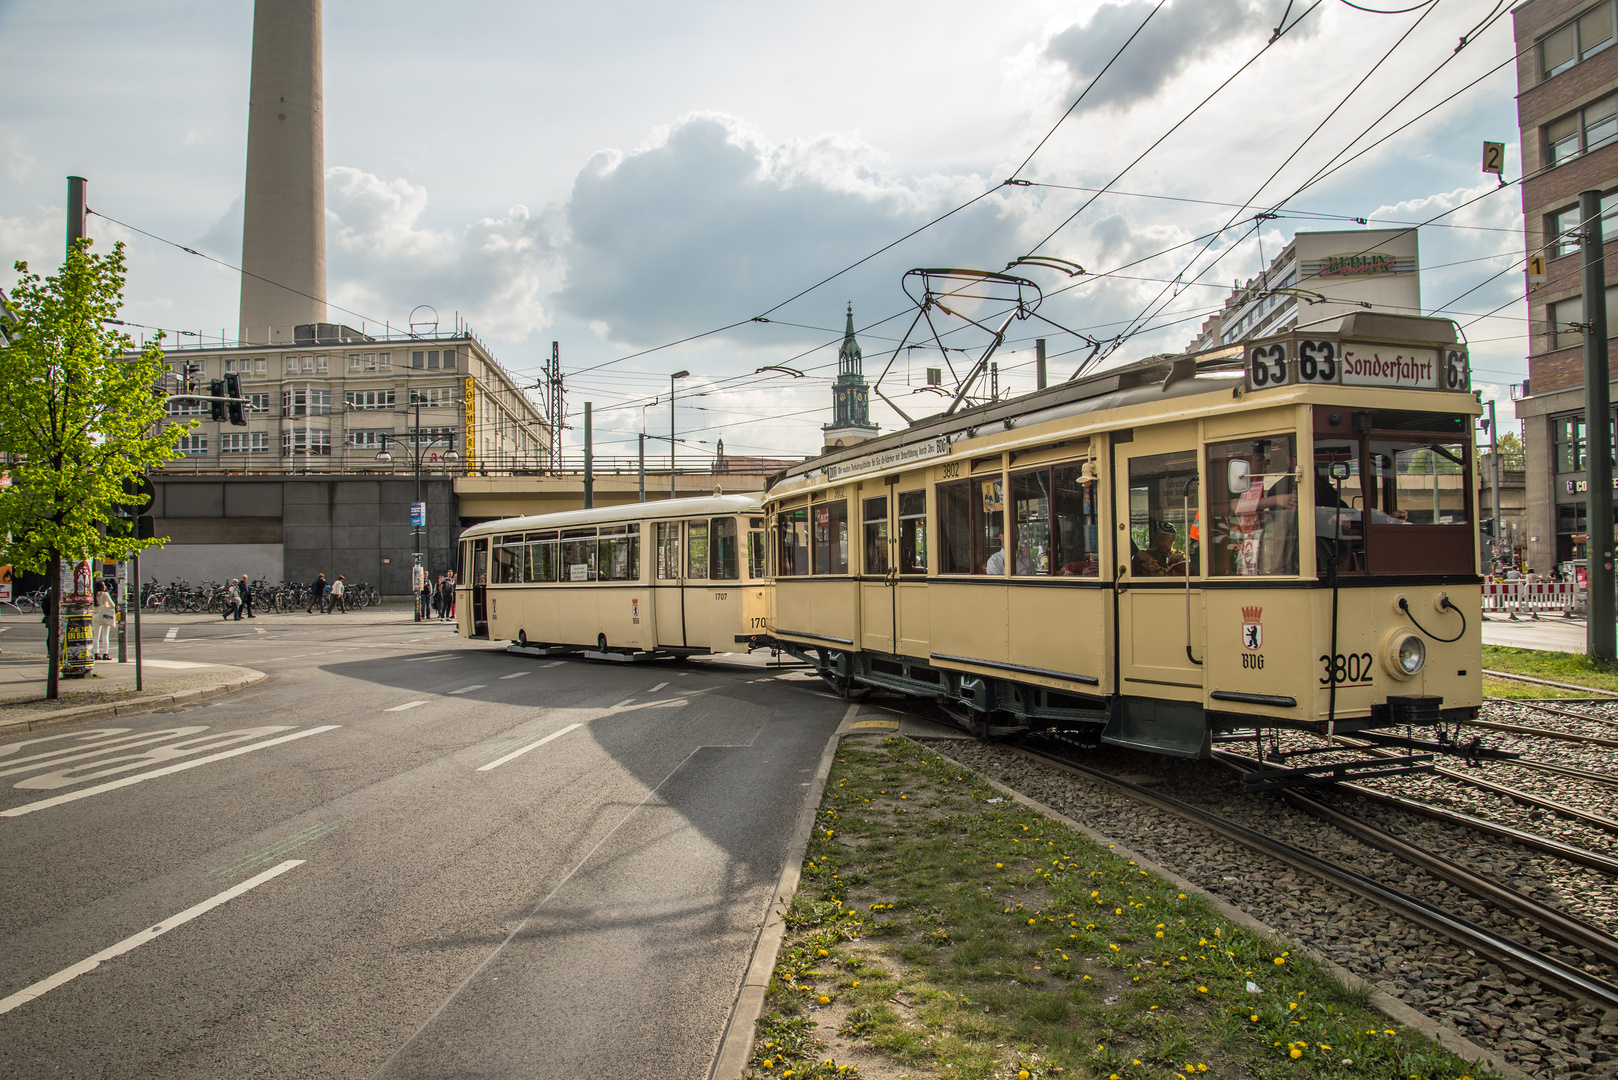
926;742;1530;1080
0;667;269;737
709;704;861;1080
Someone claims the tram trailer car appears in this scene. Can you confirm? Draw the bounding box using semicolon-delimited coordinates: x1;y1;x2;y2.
456;495;772;657
763;312;1482;758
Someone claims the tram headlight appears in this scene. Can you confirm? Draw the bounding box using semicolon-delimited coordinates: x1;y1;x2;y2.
1381;631;1425;680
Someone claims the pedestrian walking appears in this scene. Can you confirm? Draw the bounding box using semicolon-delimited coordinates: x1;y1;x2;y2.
420;573;435;620
223;579;241;621
446;570;456;618
438;574;454;621
307;573;327;613
93;581;116;660
239;574;254;619
327;575;347;613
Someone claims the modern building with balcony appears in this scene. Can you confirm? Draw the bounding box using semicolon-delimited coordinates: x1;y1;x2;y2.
1512;0;1618;573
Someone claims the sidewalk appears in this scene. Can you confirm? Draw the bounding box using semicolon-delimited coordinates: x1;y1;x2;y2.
0;656;265;736
1481;611;1591;653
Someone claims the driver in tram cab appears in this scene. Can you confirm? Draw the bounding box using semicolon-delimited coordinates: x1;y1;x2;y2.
986;533;1033;576
1132;520;1187;576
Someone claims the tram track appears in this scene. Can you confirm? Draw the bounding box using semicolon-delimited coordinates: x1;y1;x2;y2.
1001;738;1618;1009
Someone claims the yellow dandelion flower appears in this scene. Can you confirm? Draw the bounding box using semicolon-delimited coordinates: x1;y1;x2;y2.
1197;986;1208;993
1274;957;1285;966
1019;1072;1030;1080
851;981;859;988
1155;931;1164;939
997;863;1004;869
1029;918;1037;925
1251;1015;1259;1022
818;995;830;1005
763;1059;774;1069
817;949;828;957
1289;1048;1302;1059
1109;943;1120;950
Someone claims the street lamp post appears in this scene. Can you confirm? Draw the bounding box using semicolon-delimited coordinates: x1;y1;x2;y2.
670;370;689;499
376;394;459;620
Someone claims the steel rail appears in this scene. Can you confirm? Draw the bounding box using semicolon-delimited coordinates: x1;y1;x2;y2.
1463;717;1618;750
1503;698;1618;732
1481;669;1618;698
1008;742;1618;1009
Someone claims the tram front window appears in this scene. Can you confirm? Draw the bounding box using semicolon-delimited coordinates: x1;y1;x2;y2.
1372;441;1469;525
1207;437;1298;576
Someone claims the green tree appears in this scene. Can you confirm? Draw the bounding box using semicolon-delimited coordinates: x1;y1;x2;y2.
1496;431;1525;471
0;239;186;698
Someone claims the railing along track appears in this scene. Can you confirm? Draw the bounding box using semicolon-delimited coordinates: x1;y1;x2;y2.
1007;741;1618;1009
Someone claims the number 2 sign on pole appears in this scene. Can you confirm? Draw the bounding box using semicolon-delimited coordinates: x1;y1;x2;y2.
1483;141;1505;186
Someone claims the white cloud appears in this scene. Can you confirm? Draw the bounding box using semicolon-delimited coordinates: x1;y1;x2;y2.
323;165;562;341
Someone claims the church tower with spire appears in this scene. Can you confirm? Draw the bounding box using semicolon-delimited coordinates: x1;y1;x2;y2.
822;304;880;451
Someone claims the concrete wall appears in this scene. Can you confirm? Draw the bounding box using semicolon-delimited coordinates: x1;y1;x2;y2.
138;543;284;586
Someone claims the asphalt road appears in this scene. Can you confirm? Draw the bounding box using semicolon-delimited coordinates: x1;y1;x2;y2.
0;612;845;1079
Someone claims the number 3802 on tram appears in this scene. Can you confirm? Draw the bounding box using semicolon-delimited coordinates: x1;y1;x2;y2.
761;312;1482;767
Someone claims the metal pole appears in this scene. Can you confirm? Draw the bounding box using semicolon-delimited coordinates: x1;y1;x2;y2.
67;176;87;255
414;398;423;622
1489;399;1502;572
670;376;677;499
638;433;646;502
583;401;594;509
132;550;142;690
1035;338;1047;390
1581;188;1615;658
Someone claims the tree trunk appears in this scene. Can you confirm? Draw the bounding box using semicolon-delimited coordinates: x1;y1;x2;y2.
45;549;59;701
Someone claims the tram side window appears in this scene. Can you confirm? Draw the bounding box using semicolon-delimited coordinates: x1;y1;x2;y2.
492;538;520;584
1052;464;1098;576
813;500;849;575
748;518;767;580
560;527;597;582
529;532;559;583
1313;439;1366;574
778;506;809;576
1008;470;1049;574
686;520;710;580
1127;451;1198;576
1207;437;1299;576
937;478;1003;574
864;496;889;575
711;518;739;580
656;522;680;579
598;524;640;581
898;490;926;575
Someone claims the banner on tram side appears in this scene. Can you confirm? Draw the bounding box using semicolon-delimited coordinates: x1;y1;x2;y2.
818;436;951;482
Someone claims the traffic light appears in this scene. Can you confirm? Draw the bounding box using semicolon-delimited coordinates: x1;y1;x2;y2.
209;379;228;423
224;373;246;426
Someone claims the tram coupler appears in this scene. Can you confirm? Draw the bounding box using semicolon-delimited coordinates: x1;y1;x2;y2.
1226;752;1437;793
1344;729;1518;764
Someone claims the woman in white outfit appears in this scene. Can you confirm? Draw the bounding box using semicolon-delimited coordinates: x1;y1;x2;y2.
93;582;116;660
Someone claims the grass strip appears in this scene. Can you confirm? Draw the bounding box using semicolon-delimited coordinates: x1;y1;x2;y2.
745;734;1503;1080
1483;645;1618;694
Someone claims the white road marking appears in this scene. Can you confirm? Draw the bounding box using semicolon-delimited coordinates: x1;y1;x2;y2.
647;681;668;693
476;723;581;772
0;727;340;817
0;859;304;1015
498;672;529;680
542;661;565;668
140;659;215;670
422;655;454;663
260;657;288;663
255;628;266;634
612;698;634;708
447;685;485;695
163;627;178;641
385;701;427;712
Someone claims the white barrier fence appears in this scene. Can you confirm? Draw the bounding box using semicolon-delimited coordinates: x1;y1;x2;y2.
1482;581;1584;618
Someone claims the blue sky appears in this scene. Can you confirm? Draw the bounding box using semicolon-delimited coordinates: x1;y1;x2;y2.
0;0;1525;461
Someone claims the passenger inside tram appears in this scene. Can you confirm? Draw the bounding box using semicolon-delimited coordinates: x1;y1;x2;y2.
1131;520;1188;576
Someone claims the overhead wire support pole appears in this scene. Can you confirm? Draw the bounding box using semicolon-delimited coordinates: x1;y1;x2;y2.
1581;188;1615;659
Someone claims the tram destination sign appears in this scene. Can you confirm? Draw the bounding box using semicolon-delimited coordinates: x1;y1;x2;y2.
818;435;951;481
1244;337;1469;394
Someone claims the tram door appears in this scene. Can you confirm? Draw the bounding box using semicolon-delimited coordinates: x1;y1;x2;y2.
653;522;685;646
471;537;490;638
858;481;930;658
1115;434;1207;697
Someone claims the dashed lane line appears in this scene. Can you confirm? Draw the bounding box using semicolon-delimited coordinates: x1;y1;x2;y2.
446;685;485;695
385;701;427;712
476;723;582;772
0;859;305;1015
498;671;529;679
0;726;341;818
542;660;565;668
648;681;668;693
163;627;178;641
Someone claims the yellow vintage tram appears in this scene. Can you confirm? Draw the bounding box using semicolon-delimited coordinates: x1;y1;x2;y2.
763;311;1482;761
456;495;771;657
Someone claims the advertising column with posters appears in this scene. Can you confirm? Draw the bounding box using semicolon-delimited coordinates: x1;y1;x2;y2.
61;559;94;678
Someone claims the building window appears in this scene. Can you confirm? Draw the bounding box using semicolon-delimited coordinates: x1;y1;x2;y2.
254;357;266;376
1546;286;1618;349
347;429;392;450
347;352;388;372
345;388;396;410
282;429;331;456
1546;94;1618;166
247;392;271;414
175;432;208;455
412;351;424;369
1547;193;1618;258
224;358;238;374
441;347;457;371
281;388;332;416
221;432;269;453
314;354;328;373
1556;415;1588;472
409;387;452;407
1543;3;1616;80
